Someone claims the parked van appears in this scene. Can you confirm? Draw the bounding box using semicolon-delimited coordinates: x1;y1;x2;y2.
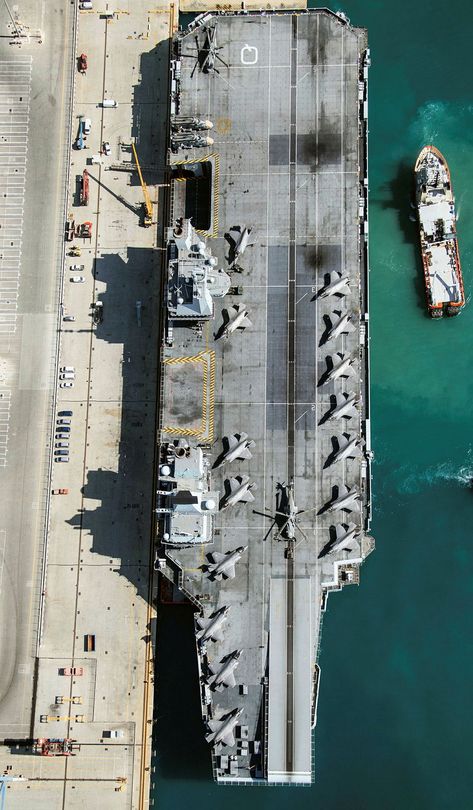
102;99;117;108
55;457;69;463
83;118;91;134
57;418;71;425
60;367;75;373
79;2;93;9
60;372;75;380
55;450;69;456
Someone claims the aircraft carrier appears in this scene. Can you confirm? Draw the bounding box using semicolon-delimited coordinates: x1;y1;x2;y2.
157;7;373;785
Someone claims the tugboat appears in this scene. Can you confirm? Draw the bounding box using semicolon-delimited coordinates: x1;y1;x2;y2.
415;145;464;317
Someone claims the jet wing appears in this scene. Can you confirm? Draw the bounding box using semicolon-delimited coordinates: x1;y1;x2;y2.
227;434;239;449
221;729;236;747
240;489;255;503
229;477;241;492
240;316;252;328
222;563;236;579
211;627;225;642
338;484;349;498
207;719;222;733
210;552;227;564
238;447;253;459
221;670;236;688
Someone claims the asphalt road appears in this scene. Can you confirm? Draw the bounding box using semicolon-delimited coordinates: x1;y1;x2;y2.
0;0;75;736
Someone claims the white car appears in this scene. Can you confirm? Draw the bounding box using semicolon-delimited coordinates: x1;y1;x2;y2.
69;264;84;272
83;118;91;134
55;442;69;448
55;457;69;463
103;142;111;156
60;381;74;388
63;315;76;322
56;433;70;440
70;276;85;283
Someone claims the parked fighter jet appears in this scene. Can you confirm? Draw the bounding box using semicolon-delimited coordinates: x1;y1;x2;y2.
232;227;252;261
321;393;359;424
206;707;243;748
319;522;360;557
206;546;248;580
220;475;257;510
325;434;363;467
325;354;356;383
325;311;356;342
196;606;230;644
326;484;361;513
214;433;255;468
207;650;242;690
214;304;252;341
319;271;351;299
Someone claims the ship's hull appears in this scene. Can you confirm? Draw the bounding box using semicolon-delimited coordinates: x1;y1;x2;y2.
415;145;464;318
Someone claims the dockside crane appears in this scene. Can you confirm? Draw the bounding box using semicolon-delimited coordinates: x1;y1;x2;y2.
131;142;153;227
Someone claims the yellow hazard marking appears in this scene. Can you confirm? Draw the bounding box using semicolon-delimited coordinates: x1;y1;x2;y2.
163;351;215;442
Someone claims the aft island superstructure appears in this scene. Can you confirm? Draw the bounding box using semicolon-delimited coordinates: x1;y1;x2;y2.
156;8;373;785
415;145;464;317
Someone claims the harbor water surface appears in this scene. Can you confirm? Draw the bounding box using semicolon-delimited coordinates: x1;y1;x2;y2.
154;1;473;807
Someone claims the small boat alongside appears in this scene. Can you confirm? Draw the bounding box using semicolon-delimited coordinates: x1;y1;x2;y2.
414;145;464;317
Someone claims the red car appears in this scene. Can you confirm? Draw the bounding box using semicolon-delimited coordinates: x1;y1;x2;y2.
79;53;87;73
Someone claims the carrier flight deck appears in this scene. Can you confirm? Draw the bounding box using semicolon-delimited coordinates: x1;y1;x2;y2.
157;7;374;785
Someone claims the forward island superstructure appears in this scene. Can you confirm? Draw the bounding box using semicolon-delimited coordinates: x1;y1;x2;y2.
415;145;464;317
156;8;374;785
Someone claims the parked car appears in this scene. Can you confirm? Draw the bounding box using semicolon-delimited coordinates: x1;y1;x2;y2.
83;117;91;134
57;418;71;425
55;450;69;456
103;142;111;156
63;315;76;322
58;410;73;417
56;433;70;440
80;2;93;9
55;442;69;448
60;382;74;388
70;276;85;283
56;425;70;432
55;457;69;463
69;265;83;272
60;367;75;374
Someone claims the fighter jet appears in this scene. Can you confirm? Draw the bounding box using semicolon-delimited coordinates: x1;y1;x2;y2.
325;311;357;342
232;227;253;262
322;393;359;424
319;522;360;557
326;434;363;467
326;484;361;513
207;650;242;690
206;546;247;580
214;433;255;468
196;606;230;644
319;271;351;299
220;475;257;510
324;353;356;383
215;304;252;342
206;707;243;748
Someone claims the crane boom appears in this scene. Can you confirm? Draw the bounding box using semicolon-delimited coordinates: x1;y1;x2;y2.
131;142;153;227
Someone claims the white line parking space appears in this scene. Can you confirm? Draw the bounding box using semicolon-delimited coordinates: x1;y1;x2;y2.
0;390;11;467
0;57;31;340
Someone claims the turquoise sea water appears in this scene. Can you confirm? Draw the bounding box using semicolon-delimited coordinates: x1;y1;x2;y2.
154;2;473;807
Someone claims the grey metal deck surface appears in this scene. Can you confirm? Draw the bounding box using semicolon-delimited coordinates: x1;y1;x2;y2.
160;8;373;785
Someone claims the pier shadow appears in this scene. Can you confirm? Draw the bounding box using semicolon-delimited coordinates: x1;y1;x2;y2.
379;161;427;315
153;603;212;782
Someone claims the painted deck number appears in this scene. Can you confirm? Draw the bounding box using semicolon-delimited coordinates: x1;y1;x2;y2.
241;44;258;65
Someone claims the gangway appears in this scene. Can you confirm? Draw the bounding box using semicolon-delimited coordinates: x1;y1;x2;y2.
131;142;153;227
